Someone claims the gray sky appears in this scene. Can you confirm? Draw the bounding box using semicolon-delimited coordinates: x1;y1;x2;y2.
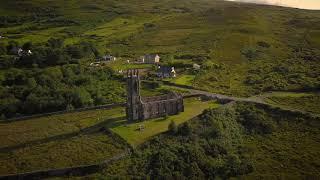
226;0;320;10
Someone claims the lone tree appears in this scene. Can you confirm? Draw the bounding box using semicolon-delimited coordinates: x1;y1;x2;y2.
179;122;192;136
22;41;32;50
168;120;178;135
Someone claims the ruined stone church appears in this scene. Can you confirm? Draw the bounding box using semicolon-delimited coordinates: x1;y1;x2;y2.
126;69;184;121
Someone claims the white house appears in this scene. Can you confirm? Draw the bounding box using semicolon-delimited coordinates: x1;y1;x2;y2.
17;48;24;56
140;54;160;64
101;55;116;61
193;63;201;70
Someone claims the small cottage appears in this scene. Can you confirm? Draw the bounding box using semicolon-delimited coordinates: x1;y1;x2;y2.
156;66;176;78
193;63;201;70
140;54;160;64
9;47;23;56
101;55;116;61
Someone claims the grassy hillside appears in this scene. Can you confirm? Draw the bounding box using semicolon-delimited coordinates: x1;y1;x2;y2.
0;0;319;178
88;102;320;179
1;0;319;98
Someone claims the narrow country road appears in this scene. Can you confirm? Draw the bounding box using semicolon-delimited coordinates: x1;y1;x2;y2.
164;83;320;117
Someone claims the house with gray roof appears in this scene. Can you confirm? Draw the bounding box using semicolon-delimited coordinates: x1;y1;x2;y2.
100;55;116;61
156;66;176;78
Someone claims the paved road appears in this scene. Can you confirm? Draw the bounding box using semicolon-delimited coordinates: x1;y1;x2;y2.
172;84;265;104
166;84;320;117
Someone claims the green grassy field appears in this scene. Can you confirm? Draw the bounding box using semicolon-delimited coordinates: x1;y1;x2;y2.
0;106;130;175
171;74;195;86
0;132;125;175
110;98;219;146
0;107;124;148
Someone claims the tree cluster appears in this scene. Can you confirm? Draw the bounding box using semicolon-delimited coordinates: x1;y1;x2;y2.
0;38;100;69
0;64;125;119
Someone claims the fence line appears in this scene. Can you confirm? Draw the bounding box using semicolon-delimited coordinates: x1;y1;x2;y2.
0;150;131;180
2;103;126;123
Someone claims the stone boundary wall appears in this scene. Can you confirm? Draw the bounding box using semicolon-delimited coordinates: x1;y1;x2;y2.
182;94;203;98
2;103;126;123
0;150;130;180
141;94;171;102
162;81;196;90
183;93;233;104
141;92;181;104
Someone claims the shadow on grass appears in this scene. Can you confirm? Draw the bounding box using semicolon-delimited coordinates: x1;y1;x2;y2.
106;117;146;128
154;117;168;122
0;116;126;153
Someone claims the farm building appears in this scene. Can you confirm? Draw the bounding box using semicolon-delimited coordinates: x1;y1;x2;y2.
100;55;116;61
156;66;176;78
193;63;201;70
140;54;160;64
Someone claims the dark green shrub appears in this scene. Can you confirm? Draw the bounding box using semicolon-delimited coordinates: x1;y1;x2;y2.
168;120;178;134
179;122;192;136
47;38;64;49
22;41;32;50
0;56;16;69
0;43;6;55
237;105;275;134
241;47;260;60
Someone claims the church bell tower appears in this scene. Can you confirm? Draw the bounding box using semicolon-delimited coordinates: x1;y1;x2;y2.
126;69;142;121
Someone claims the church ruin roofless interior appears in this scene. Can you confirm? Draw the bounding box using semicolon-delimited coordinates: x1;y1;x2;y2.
126;69;184;121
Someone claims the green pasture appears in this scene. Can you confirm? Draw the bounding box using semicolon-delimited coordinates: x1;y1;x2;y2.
0;107;124;148
110;98;220;146
104;59;154;71
171;74;195;86
0;132;125;175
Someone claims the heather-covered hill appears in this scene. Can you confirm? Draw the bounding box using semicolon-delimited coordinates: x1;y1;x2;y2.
1;0;319;97
0;1;319;178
